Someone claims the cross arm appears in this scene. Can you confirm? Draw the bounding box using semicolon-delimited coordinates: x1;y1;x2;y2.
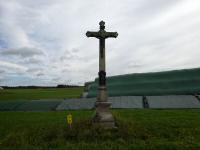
86;31;99;38
105;32;118;38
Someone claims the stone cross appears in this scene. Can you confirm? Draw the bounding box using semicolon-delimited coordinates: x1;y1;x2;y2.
86;21;118;128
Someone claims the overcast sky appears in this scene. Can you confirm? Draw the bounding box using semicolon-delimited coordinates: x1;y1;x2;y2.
0;0;200;86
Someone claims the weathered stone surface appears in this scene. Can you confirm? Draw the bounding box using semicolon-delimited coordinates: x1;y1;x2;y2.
93;101;115;128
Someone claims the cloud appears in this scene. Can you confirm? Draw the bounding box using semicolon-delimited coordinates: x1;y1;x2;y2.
19;57;43;64
36;73;44;76
1;47;44;57
0;60;27;72
0;0;200;86
0;70;5;74
27;68;43;73
26;67;45;78
0;1;30;48
51;77;72;85
60;48;80;62
52;77;60;82
61;68;70;73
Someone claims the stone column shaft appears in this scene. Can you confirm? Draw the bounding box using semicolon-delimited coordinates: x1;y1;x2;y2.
99;38;105;71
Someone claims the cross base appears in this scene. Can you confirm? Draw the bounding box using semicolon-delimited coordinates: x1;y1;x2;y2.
93;101;115;128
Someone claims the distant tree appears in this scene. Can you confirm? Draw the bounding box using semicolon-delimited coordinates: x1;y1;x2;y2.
57;85;67;88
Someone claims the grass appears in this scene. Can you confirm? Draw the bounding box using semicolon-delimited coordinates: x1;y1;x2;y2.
0;109;200;149
0;87;84;101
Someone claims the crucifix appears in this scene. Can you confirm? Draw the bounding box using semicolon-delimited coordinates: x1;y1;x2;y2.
86;21;118;128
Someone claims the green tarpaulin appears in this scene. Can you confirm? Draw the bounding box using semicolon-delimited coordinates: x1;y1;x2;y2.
87;68;200;98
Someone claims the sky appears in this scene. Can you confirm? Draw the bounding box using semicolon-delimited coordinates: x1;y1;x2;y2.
0;0;200;86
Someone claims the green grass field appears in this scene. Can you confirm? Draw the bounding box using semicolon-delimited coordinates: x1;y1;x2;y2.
0;109;200;150
0;87;84;101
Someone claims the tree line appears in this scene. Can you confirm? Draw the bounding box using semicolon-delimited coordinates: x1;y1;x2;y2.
1;85;82;89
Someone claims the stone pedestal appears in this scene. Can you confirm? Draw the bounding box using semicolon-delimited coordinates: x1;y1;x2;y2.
93;101;115;128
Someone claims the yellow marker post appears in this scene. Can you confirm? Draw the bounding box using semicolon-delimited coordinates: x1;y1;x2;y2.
67;113;72;129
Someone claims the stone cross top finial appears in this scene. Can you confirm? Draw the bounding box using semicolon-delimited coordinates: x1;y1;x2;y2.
99;20;105;30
